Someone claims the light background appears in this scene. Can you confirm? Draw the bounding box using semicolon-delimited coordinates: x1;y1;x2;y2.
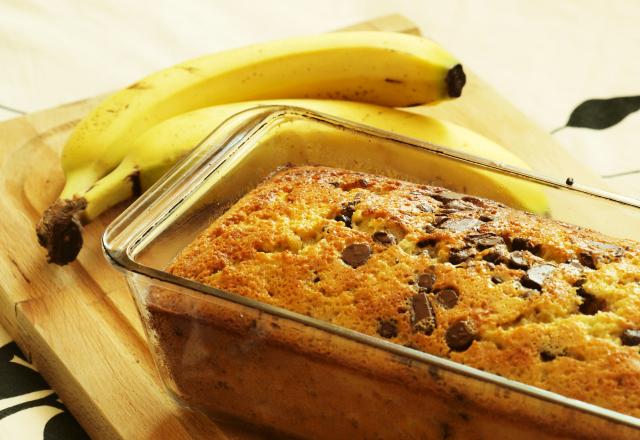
0;1;638;437
1;0;639;193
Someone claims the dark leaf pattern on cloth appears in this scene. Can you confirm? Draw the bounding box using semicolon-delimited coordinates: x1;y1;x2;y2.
0;342;88;439
566;95;640;129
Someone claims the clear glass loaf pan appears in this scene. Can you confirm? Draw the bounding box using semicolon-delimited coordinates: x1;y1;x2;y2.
103;107;640;439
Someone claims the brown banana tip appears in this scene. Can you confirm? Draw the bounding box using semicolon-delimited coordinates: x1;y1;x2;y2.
35;197;88;265
446;64;466;98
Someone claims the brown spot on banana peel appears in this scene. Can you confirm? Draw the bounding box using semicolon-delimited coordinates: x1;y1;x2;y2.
127;81;151;90
127;168;142;197
35;197;87;265
446;64;466;98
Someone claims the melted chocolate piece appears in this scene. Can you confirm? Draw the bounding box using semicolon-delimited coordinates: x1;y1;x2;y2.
431;190;464;203
449;248;477;265
578;252;596;269
334;214;352;228
462;195;486;207
377;319;398;339
341;202;357;217
440;218;481;233
587;240;625;257
491;276;504;284
577;288;606;315
483;249;507;264
511;237;536;252
417;273;437;291
417;238;438;248
433;215;449;226
469;233;504;250
341;244;371;268
436;288;459;309
445;320;477;351
521;264;556;290
540;351;556;362
507;251;530;270
621;329;640;346
411;292;436;335
372;231;395;244
479;215;494;222
443;199;475;211
573;278;587;287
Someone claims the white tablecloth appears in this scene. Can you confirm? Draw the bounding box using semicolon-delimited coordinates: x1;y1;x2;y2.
0;1;638;438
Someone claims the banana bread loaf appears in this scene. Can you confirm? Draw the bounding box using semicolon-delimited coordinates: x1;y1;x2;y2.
167;165;640;418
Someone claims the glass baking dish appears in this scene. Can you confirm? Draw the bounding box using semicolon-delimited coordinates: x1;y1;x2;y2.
103;106;640;439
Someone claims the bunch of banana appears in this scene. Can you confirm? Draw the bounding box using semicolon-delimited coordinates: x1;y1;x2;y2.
80;99;547;224
36;31;467;264
35;30;538;266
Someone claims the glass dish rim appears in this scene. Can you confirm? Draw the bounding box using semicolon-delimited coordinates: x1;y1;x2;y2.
102;105;640;430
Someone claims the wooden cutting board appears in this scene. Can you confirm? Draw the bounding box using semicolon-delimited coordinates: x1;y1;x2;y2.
0;14;610;440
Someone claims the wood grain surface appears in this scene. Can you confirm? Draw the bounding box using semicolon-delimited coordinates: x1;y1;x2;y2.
0;14;610;440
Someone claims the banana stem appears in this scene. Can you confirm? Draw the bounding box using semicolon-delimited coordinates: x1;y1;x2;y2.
36;198;87;265
36;162;138;265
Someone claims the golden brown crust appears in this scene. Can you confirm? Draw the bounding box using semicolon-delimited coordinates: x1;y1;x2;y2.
168;165;640;417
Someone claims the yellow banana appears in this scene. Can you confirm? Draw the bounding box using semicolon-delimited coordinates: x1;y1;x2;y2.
38;99;546;264
59;31;464;200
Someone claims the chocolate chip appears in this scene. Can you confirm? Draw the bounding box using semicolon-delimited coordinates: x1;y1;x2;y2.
377;319;398;338
483;250;506;264
621;329;640;346
540;351;556;362
411;292;436;335
423;224;436;233
417;203;433;213
431;190;464;203
417;273;436;291
440;218;481;232
573;278;587;287
469;233;504;250
417;238;437;248
577;288;606;315
443;199;474;211
439;209;464;215
578;252;596;269
449;248;477;265
491;276;503;284
521;264;555;290
510;237;541;255
372;231;395;245
436;288;459;308
341;243;371;268
462;195;486;206
433;215;448;226
479;215;494;222
445;320;477;351
334;215;352;228
587;240;625;257
511;237;532;251
341;202;356;217
507;251;530;270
